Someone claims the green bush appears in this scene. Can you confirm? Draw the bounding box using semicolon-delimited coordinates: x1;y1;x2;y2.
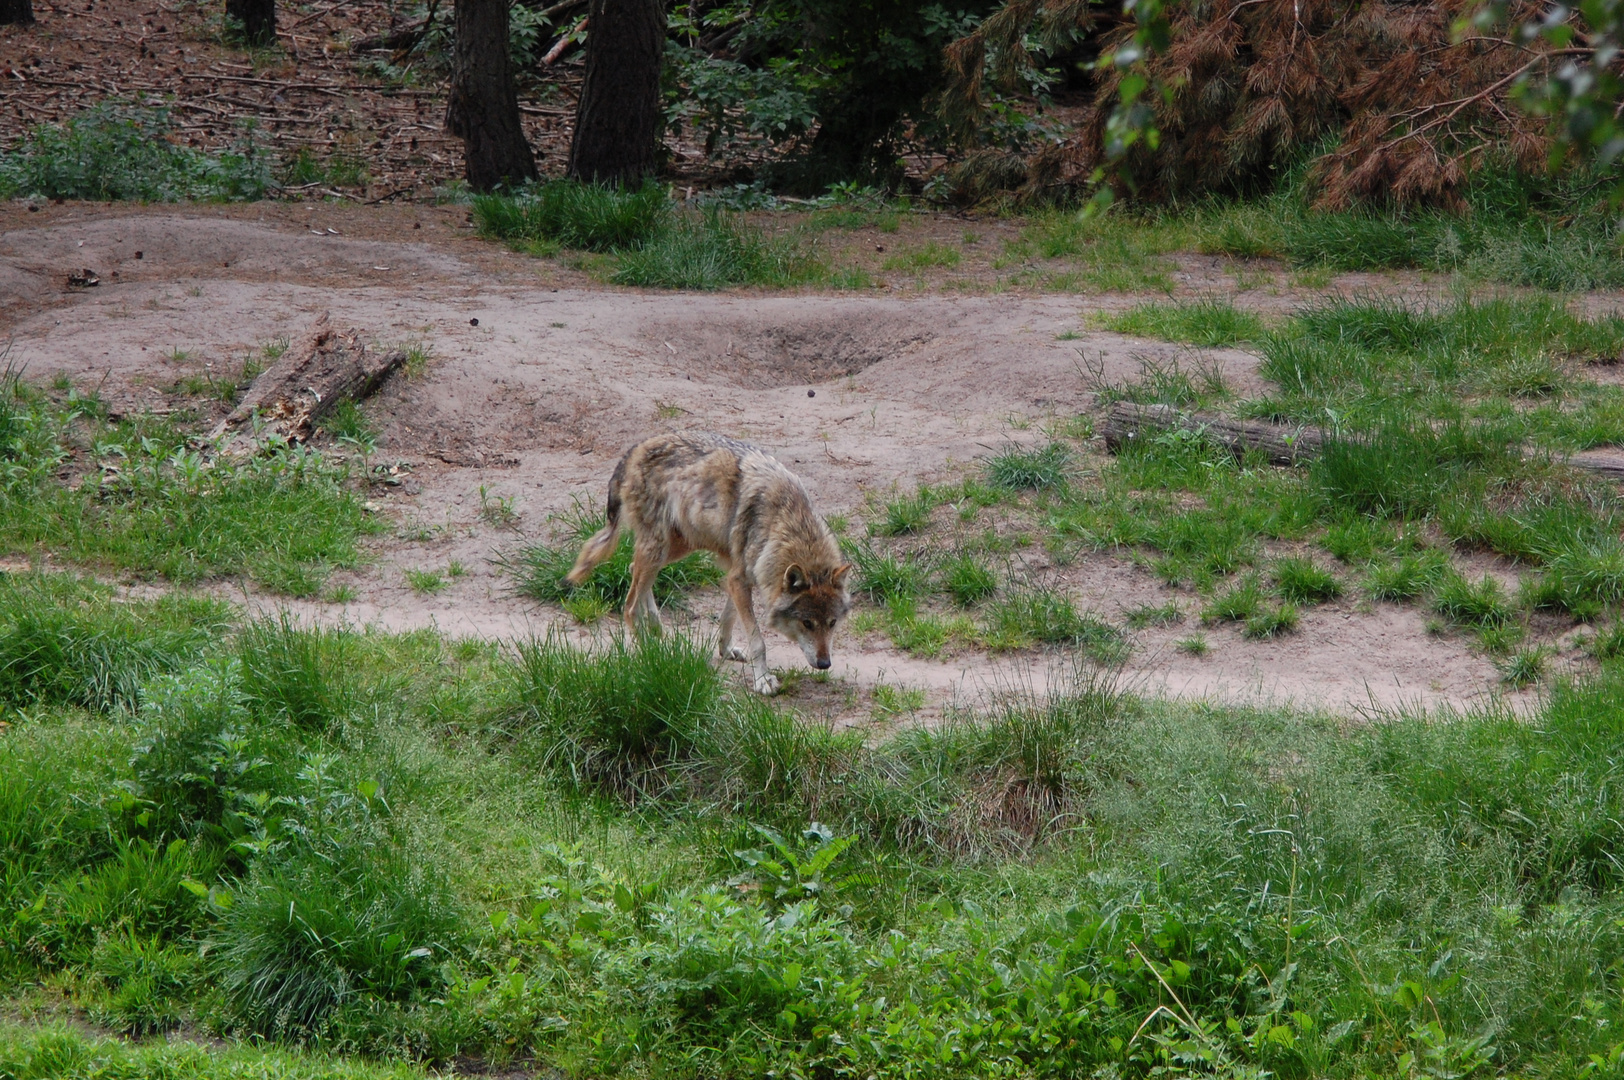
0;102;270;202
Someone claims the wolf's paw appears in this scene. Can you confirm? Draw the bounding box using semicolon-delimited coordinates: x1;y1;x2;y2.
752;672;782;696
723;646;748;663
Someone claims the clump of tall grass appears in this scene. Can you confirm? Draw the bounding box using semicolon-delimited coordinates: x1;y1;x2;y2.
1099;298;1267;346
472;179;669;252
612;211;824;289
237;613;369;734
984;443;1071;491
505;631;724;791
0;575;228;712
214;841;465;1037
507;504;722;617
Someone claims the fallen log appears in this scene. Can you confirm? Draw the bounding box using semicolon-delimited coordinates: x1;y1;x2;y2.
1097;400;1624;483
211;312;404;448
1098;401;1325;465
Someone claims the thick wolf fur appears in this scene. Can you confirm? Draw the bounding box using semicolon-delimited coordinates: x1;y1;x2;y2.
565;432;850;695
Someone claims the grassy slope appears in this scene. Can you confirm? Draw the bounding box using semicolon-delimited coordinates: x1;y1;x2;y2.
4;572;1624;1079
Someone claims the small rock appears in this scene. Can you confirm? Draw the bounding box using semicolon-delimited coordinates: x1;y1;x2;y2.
469;317;479;327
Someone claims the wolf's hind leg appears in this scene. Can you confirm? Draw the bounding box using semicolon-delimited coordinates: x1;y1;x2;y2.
624;542;666;637
717;597;746;661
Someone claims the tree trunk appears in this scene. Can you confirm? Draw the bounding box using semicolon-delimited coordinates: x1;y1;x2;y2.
566;0;664;185
445;0;537;192
0;0;36;26
224;0;275;46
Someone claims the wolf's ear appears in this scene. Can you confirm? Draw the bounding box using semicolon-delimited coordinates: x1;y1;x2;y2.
832;563;852;587
785;564;809;592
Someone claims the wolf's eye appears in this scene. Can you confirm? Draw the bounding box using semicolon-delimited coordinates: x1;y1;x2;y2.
801;619;815;630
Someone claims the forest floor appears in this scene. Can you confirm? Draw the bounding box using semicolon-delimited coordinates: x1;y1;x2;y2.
4;196;1594;726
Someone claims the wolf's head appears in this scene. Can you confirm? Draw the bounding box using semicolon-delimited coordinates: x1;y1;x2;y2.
769;563;851;670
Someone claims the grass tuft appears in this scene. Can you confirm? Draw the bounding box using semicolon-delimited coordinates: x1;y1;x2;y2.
984;443;1071;491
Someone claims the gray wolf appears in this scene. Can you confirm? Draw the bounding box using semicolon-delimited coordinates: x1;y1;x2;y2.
564;432;850;695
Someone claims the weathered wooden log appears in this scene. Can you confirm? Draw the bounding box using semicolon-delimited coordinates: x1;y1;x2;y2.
1098;400;1624;483
1098;401;1325;465
211;312;404;447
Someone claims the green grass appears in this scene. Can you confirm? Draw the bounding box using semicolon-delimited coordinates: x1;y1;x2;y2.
1099;298;1268;346
1273;555;1342;604
8;573;1624;1076
0;1024;427;1079
611;211;824;289
508;504;723;614
472;179;669;252
0;391;376;595
939;551;998;606
984;443;1071;491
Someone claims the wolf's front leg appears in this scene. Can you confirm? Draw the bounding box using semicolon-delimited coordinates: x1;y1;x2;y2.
724;571;779;695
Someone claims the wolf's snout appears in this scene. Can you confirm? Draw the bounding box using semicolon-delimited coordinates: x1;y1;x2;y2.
814;657;832;670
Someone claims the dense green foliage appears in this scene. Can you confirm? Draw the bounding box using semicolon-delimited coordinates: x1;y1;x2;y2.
0;102;272;202
6;574;1624;1076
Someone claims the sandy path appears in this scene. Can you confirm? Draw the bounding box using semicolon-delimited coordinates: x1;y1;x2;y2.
0;210;1544;721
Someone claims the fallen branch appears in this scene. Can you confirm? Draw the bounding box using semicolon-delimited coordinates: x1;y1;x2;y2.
1097;400;1624;482
542;18;585;65
1099;401;1324;465
211;312;404;449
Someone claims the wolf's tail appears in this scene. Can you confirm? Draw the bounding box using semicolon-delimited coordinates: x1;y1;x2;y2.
563;455;627;588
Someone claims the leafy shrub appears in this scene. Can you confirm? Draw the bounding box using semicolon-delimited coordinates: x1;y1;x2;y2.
130;662;290;842
472;179;669;252
0;101;270;202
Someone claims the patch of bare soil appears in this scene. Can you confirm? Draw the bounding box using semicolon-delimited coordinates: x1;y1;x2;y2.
0;209;1573;724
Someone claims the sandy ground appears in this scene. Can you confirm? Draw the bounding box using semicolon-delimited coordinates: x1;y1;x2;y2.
1;205;1571;724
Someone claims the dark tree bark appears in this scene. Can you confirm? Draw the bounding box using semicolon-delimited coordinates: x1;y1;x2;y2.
445;0;537;192
567;0;664;185
0;0;36;26
224;0;275;45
